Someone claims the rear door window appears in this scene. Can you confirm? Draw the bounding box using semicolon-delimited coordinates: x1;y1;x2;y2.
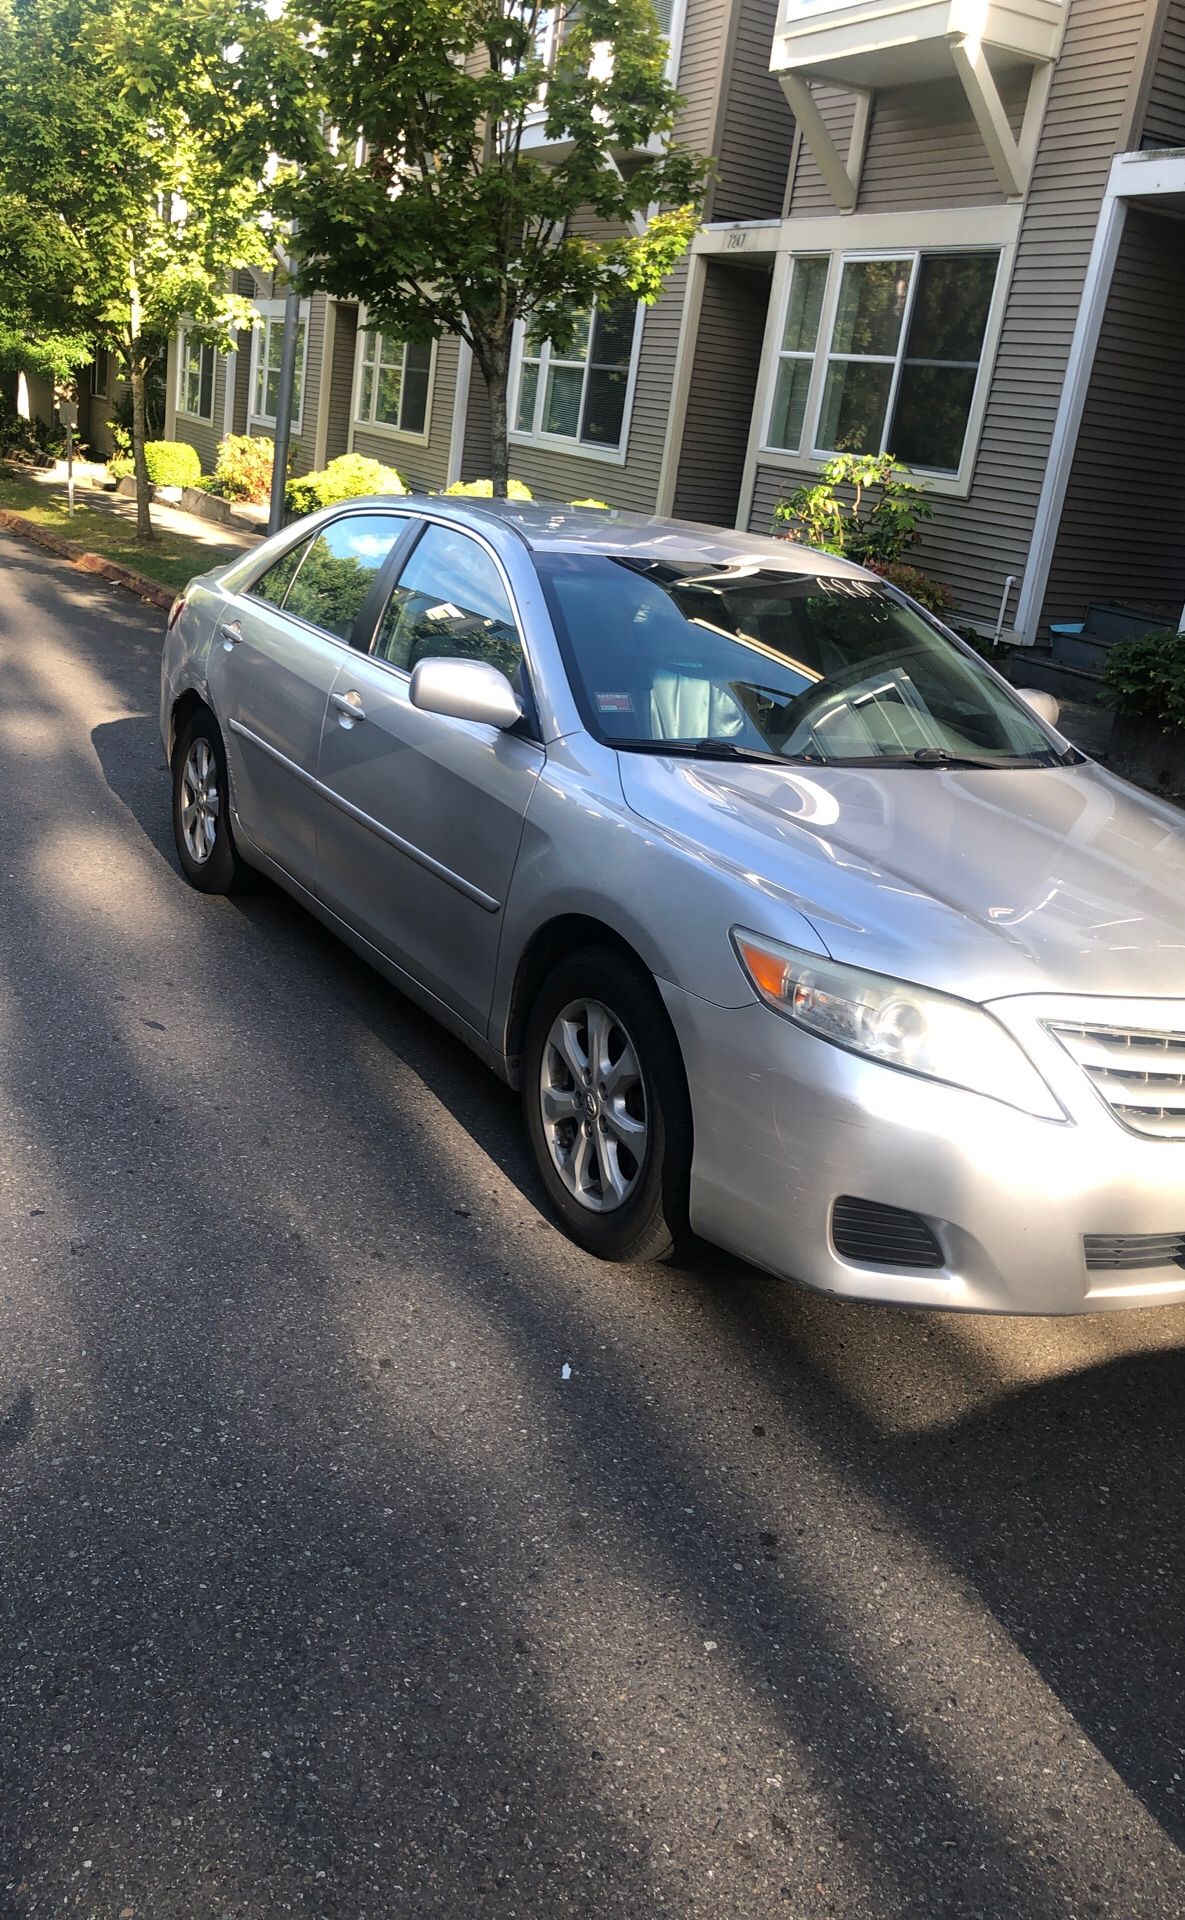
281;514;408;642
249;537;313;610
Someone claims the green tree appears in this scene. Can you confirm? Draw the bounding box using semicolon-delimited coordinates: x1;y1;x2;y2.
0;0;271;539
228;0;706;495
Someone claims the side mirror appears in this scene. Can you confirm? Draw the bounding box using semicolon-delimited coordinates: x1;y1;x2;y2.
1015;687;1061;730
409;657;523;731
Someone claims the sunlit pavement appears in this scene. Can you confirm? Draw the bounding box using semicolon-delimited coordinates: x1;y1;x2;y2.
1;531;1182;1918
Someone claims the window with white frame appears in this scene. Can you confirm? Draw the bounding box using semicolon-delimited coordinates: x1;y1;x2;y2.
251;310;307;426
766;249;1001;477
178;331;215;421
355;331;433;436
90;347;110;401
512;299;639;452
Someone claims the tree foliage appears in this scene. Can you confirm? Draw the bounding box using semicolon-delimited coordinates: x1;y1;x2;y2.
223;0;708;492
0;0;271;536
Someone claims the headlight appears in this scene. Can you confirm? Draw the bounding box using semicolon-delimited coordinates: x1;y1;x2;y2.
731;930;1063;1120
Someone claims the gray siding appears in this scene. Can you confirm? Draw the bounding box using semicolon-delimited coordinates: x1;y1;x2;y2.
672;0;730;163
233;331;252;436
712;0;796;219
1143;0;1185;145
673;260;770;524
282;291;329;476
324;302;357;461
1042;207;1185;622
351;331;461;493
760;0;1152;628
859;74;1028;210
469;259;689;509
788;74;1026;216
173;350;224;472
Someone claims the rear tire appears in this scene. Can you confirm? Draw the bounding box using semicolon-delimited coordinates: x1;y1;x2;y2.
523;947;693;1263
171;709;250;894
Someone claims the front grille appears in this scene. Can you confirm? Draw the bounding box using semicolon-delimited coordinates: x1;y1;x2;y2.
1084;1232;1185;1272
1048;1022;1185;1140
832;1197;944;1270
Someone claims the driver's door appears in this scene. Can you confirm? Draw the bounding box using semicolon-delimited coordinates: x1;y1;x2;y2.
314;521;544;1035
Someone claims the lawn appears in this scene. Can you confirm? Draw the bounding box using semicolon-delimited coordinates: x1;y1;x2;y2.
0;470;244;594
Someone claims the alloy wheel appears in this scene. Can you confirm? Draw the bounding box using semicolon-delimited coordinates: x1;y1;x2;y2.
538;998;648;1213
179;736;220;866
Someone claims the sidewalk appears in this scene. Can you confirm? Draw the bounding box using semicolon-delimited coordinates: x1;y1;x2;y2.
0;459;261;604
26;460;264;553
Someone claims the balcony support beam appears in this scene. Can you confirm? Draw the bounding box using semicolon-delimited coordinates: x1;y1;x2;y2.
779;73;871;215
950;36;1033;201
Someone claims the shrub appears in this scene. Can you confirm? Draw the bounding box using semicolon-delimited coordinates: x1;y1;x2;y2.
864;560;955;619
568;496;609;509
773;453;932;565
209;433;275;503
1104;628;1185;734
144;439;202;489
286;452;405;516
442;477;533;500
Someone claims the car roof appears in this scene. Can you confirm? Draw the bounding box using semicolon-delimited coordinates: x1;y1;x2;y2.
394;495;872;579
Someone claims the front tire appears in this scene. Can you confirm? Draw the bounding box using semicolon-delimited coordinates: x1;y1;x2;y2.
523;947;692;1263
171;709;250;894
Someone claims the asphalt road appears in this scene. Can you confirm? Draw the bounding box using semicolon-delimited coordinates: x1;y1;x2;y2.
1;532;1183;1920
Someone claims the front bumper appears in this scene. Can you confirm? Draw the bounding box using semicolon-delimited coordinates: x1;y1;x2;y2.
660;981;1185;1315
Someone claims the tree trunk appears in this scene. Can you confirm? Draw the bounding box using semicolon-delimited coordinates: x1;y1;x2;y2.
486;338;510;499
127;264;154;543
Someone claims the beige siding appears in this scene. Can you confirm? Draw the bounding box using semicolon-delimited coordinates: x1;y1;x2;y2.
324;303;357;462
760;0;1151;627
713;0;796;219
1042;207;1185;623
673;260;770;524
1143;0;1185;145
351;332;461;493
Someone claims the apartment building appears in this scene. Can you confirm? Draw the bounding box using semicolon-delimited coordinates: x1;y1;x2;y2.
164;0;1185;642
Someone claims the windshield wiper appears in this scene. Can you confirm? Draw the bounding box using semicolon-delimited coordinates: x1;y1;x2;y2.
616;738;813;767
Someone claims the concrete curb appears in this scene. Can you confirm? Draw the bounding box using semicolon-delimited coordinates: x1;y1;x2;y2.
0;509;174;612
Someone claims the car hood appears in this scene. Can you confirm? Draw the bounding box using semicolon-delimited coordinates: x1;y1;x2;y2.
617;753;1185;1001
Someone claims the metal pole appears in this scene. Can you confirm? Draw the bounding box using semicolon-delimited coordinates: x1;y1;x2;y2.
267;281;302;537
66;420;74;518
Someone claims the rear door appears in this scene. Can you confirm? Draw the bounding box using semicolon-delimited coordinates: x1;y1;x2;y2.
209;511;411;882
314;520;545;1034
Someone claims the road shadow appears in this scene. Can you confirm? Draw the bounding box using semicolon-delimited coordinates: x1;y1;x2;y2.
81;697;1185;1908
0;1390;33;1458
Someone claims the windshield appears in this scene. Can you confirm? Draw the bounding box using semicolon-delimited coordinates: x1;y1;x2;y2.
537;555;1064;767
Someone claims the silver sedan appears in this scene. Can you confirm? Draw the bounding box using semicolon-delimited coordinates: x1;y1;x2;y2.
161;498;1185;1314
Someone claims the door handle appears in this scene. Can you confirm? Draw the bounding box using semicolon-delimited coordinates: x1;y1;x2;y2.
220;621;242;650
331;690;366;724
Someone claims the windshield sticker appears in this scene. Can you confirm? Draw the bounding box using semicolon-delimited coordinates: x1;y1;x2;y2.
596;692;633;713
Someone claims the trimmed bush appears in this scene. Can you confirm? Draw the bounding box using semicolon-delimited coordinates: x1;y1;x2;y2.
286;453;405;516
210;433;275;504
442;477;533;500
568;497;609;509
144;440;202;489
